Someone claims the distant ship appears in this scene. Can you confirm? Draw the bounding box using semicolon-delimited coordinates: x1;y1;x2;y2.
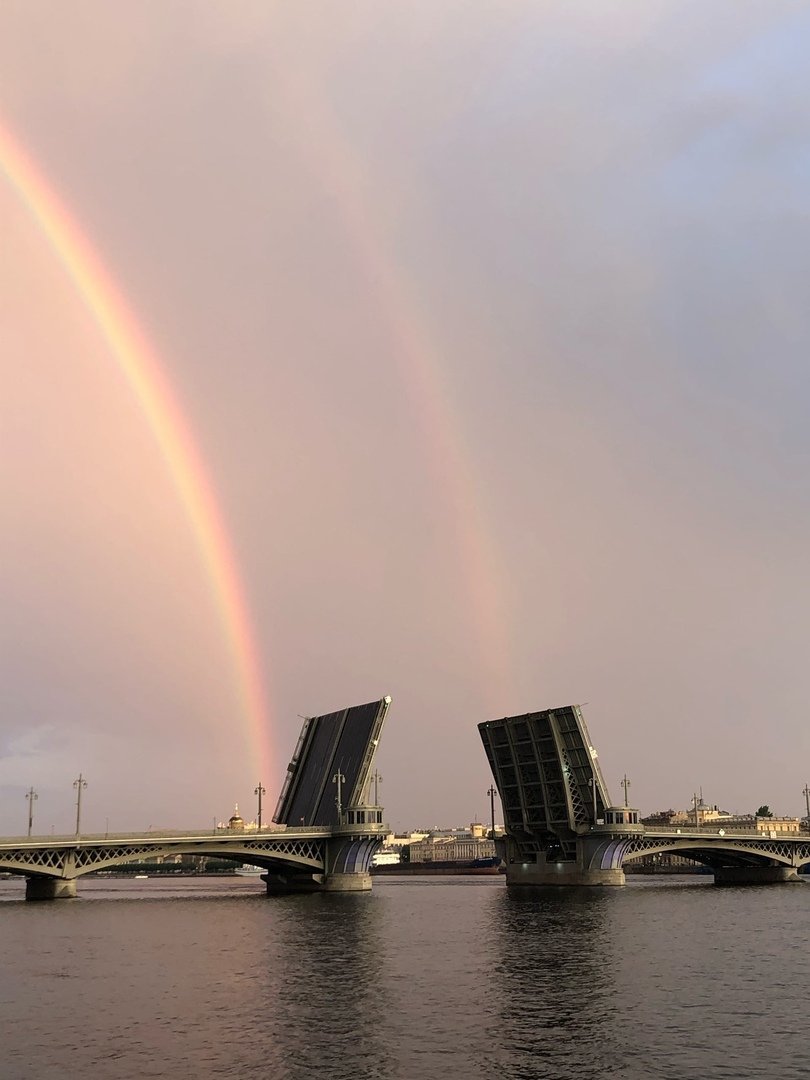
234;865;264;876
372;853;502;875
371;850;401;868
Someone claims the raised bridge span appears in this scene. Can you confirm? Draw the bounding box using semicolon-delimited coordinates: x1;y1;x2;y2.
1;697;391;900
480;704;810;886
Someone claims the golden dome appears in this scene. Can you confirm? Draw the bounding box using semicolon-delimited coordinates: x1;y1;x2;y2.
228;804;244;829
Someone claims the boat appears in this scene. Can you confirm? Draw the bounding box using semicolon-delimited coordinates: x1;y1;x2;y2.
371;850;401;869
372;854;503;876
234;865;264;876
134;874;148;880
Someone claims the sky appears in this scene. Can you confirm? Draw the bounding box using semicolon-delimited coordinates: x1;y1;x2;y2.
3;1;810;835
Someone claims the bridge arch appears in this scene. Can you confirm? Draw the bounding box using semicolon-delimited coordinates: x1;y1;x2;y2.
0;838;325;881
586;835;810;873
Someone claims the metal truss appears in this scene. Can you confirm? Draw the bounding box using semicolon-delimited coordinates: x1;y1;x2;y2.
597;834;810;871
558;744;590;828
1;847;69;872
0;836;326;880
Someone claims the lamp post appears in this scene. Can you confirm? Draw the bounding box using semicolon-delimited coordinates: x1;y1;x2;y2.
73;773;87;836
588;777;599;823
487;784;498;839
692;791;700;830
803;783;810;830
621;774;631;807
370;770;382;806
333;771;345;822
254;781;266;830
25;787;38;837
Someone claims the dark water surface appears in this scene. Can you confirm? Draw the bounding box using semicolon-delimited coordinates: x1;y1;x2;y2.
0;875;807;1079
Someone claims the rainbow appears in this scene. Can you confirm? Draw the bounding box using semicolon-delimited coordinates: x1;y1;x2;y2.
273;71;515;711
0;121;272;778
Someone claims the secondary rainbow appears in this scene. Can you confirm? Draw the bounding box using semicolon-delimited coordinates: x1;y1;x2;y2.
0;120;272;780
272;70;515;710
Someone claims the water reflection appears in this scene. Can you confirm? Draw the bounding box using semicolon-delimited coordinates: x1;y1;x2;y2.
267;893;393;1080
491;889;619;1080
6;876;808;1080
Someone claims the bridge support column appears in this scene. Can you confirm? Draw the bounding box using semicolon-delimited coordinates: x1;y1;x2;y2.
321;833;379;893
713;865;800;886
264;869;374;895
506;862;625;887
261;833;381;895
264;871;324;894
323;871;373;892
25;877;77;901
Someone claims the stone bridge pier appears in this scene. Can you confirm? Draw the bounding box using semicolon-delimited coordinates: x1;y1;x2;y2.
713;866;799;885
264;807;385;894
26;878;78;901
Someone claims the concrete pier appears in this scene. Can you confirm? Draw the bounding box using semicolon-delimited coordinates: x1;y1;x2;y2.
25;877;77;901
322;872;373;892
713;865;800;886
505;861;625;888
263;871;324;894
264;870;373;894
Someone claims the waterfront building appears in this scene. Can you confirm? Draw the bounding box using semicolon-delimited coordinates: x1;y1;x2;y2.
382;831;429;851
642;804;801;834
404;825;498;864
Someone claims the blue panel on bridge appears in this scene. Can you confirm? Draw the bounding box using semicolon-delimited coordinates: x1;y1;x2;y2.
273;698;390;827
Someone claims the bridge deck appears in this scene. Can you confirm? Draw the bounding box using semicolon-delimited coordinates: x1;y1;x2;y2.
0;827;334;848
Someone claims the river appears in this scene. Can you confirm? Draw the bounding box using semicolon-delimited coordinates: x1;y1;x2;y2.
0;874;806;1079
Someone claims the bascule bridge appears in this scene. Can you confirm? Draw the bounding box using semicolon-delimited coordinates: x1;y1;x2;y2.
0;697;391;900
480;704;810;886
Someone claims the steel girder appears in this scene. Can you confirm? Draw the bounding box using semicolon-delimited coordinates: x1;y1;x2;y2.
0;836;326;880
582;834;810;873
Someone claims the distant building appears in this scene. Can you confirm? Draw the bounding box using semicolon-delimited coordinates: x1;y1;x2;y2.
643;802;801;834
216;805;261;833
382;831;429;851
641;810;685;827
404;823;498;864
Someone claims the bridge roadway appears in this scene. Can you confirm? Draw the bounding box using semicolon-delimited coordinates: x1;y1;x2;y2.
0;821;388;900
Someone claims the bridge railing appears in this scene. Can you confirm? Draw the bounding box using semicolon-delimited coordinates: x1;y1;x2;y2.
0;826;335;846
642;824;803;839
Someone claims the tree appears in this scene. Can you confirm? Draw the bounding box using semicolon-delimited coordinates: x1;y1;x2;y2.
756;805;773;818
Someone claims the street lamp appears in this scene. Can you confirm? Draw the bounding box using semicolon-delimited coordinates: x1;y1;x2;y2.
487;784;498;839
621;774;631;808
254;781;266;830
333;771;346;822
803;783;810;830
588;777;599;822
73;773;87;836
370;770;382;806
25;787;38;837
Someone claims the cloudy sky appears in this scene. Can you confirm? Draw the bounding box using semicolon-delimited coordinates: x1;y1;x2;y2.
3;2;810;835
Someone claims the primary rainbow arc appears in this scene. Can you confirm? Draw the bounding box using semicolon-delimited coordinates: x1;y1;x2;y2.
0;120;272;779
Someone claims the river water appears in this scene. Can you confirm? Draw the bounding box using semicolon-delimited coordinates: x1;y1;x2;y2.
0;874;806;1079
